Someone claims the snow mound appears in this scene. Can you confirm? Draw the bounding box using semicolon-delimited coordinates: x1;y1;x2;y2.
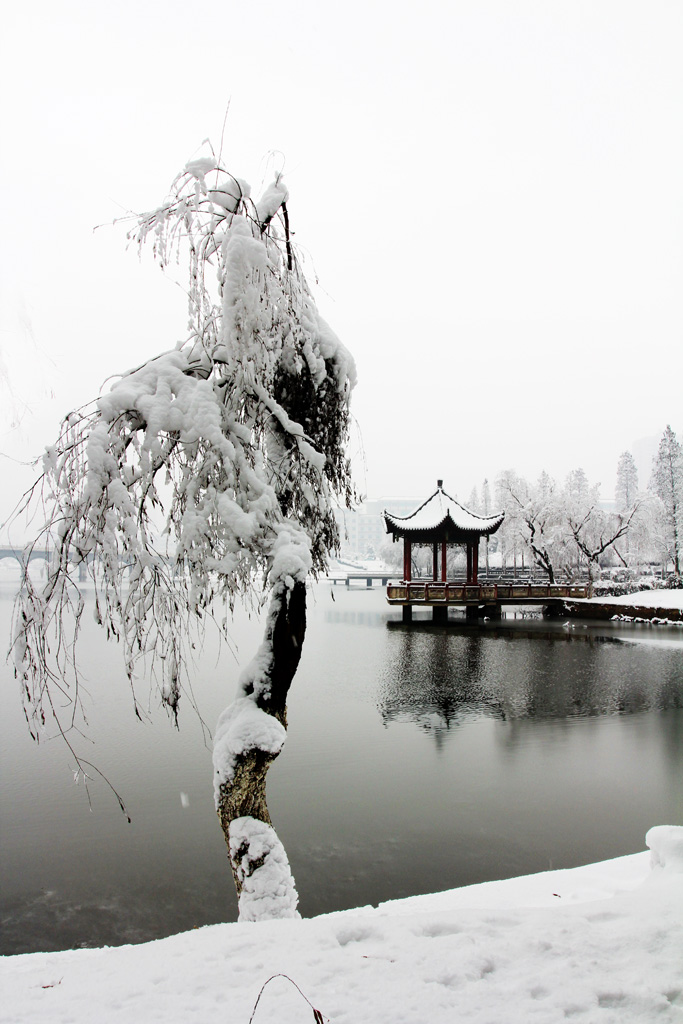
647;825;683;873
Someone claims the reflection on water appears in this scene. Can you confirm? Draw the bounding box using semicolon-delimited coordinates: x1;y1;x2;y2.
324;608;387;628
2;584;683;954
378;622;683;737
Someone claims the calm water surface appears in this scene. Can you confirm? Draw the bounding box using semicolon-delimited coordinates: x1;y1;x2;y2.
1;581;682;953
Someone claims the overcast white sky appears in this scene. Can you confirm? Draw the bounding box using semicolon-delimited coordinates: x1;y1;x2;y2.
1;0;681;532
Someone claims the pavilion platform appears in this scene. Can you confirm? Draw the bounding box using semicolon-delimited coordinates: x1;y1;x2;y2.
386;580;588;621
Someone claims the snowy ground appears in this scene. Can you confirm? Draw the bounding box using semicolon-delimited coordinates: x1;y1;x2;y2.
585;589;683;610
2;827;682;1024
576;587;683;623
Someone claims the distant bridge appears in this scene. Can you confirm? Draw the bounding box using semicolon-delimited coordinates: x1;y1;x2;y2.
327;571;395;587
0;547;90;581
0;547;49;566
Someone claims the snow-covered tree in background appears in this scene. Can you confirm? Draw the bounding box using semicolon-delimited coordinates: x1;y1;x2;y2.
615;451;639;512
614;451;644;567
481;478;492;573
565;476;639;595
494;470;528;572
467;485;480;515
503;471;572;583
493;465;645;586
11;152;356;920
564;467;595;508
649;425;682;576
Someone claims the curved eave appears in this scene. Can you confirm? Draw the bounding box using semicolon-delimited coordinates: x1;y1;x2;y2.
383;510;505;541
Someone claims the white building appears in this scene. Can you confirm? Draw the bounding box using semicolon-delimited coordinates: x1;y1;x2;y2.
336;497;422;559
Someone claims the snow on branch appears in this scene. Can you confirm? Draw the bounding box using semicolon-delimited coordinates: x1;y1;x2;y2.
10;151;356;742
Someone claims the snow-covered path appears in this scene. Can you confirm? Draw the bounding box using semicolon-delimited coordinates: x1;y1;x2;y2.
2;827;681;1024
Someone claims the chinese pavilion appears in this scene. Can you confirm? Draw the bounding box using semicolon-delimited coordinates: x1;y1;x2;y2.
383;480;504;586
383;482;587;621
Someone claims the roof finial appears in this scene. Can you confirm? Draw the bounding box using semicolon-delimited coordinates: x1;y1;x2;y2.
437;479;443;489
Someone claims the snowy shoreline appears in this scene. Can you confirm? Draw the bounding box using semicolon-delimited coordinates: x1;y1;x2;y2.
2;827;682;1024
567;588;683;624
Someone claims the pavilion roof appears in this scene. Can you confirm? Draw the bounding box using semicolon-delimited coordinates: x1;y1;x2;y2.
383;483;504;541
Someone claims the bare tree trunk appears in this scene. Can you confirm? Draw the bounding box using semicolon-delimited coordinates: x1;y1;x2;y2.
214;579;307;920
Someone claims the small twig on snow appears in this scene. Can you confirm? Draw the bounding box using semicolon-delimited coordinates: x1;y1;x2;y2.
247;973;327;1024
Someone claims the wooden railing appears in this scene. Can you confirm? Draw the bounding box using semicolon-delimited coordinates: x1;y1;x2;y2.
386;582;587;604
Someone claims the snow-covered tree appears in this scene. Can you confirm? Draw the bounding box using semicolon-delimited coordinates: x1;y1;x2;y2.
497;471;571;582
649;425;682;576
612;451;642;566
626;493;667;571
481;478;491;573
480;478;491;515
494;470;526;571
615;451;639;512
10;152;356;920
566;497;639;595
565;467;595;507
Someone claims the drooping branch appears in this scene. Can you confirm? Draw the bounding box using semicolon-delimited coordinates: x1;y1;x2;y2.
281;202;293;272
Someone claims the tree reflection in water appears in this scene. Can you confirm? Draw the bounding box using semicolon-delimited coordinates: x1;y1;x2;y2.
377;620;683;744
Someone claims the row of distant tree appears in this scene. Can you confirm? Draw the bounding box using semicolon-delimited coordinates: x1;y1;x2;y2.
382;426;682;586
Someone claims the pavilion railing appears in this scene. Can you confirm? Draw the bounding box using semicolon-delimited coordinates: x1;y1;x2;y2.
386;582;588;604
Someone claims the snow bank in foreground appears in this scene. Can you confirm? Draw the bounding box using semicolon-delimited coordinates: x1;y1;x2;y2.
2;827;682;1024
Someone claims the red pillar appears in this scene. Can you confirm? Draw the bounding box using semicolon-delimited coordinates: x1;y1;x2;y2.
432;542;438;581
466;543;472;584
441;541;447;582
472;540;479;584
403;538;412;582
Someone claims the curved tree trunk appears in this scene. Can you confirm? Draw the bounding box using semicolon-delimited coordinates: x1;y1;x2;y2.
214;579;307;920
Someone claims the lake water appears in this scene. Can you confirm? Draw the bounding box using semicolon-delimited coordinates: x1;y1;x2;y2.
1;581;682;954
